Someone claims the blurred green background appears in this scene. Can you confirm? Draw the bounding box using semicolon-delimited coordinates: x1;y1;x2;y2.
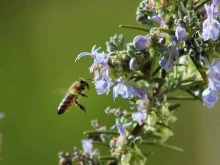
0;0;220;165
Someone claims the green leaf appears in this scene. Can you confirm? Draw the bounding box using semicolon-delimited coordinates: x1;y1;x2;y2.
152;66;161;77
142;134;161;140
143;152;154;158
142;141;183;152
194;0;211;11
156;122;173;130
181;80;205;87
182;89;203;102
168;103;181;111
158;28;175;35
130;143;147;165
121;152;131;165
99;156;117;161
92;141;110;148
119;24;149;32
84;130;119;136
190;56;209;84
167;96;197;100
151;78;166;84
129;76;147;82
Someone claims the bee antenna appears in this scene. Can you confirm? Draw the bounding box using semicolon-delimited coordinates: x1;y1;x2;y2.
87;78;93;81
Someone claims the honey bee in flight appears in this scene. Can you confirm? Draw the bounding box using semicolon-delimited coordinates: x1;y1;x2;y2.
57;78;90;115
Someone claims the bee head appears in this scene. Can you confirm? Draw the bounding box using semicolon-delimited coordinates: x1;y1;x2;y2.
78;78;90;90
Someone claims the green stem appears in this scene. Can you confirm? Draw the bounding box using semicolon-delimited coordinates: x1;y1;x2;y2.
155;69;167;97
150;57;155;78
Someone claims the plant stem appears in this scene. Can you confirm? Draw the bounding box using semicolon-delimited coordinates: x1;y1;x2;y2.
155;69;167;96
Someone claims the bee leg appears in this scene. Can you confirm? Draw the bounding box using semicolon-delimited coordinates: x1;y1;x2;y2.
77;92;88;98
74;100;86;113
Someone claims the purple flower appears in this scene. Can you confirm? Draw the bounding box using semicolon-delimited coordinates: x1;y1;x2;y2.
213;0;220;14
159;54;174;72
159;40;179;72
113;77;131;101
81;139;93;154
94;76;112;95
202;88;219;108
129;58;138;70
211;59;220;73
204;58;220;90
111;119;131;138
175;26;187;41
132;109;146;125
111;120;132;150
129;87;148;101
113;77;147;101
202;3;220;41
208;69;220;90
150;13;165;27
75;45;109;73
133;36;150;50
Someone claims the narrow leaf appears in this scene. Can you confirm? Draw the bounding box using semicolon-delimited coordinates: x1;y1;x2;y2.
142;134;161;140
151;78;166;84
167;96;197;100
168;103;181;111
156;122;173;130
92;141;110;148
119;24;149;32
152;66;161;77
143;152;154;157
181;80;204;87
99;156;117;161
142;141;183;152
84;130;119;136
194;0;211;11
158;28;175;35
190;56;209;84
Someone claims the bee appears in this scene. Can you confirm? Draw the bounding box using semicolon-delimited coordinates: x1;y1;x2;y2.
57;78;90;115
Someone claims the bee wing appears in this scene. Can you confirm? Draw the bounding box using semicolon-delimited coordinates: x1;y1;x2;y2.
52;88;68;95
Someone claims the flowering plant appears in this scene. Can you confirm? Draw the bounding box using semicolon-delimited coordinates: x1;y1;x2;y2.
58;0;220;164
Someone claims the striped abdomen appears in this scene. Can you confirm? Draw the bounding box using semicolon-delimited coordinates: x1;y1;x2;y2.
57;93;74;115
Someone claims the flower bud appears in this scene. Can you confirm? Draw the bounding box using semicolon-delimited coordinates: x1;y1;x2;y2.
134;136;142;145
128;135;135;141
175;26;186;41
147;111;157;125
129;58;138;70
202;88;219;108
133;35;150;50
158;37;166;45
136;14;147;23
188;49;195;56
